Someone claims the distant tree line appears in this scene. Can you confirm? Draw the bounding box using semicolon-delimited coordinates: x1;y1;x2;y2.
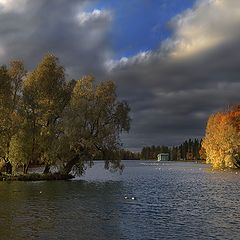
96;138;204;161
140;139;203;160
95;149;140;160
141;145;170;160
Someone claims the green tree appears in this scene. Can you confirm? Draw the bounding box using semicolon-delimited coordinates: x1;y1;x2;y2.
8;127;32;172
0;61;26;174
4;54;131;176
58;76;131;175
0;65;12;173
9;54;69;173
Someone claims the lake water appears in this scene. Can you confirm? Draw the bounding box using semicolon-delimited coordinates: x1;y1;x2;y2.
0;160;240;240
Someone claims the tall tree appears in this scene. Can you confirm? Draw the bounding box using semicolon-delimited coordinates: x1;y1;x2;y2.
0;61;26;173
0;66;12;173
202;106;240;168
3;54;131;176
59;76;131;175
9;54;69;173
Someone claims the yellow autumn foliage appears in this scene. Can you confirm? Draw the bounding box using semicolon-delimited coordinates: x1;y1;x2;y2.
202;106;240;168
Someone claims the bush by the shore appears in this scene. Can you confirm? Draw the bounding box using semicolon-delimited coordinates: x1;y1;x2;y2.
0;172;74;181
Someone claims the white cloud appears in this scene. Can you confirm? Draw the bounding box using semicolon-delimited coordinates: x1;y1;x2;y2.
0;0;239;148
0;0;28;13
165;0;240;58
109;0;240;67
106;0;240;148
106;51;152;71
77;9;112;25
0;1;113;78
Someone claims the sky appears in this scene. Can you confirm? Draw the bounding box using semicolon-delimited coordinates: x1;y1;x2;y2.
0;0;239;151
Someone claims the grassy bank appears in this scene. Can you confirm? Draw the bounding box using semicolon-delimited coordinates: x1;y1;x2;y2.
0;172;74;181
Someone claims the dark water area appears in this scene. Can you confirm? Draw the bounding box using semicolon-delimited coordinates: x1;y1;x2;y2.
0;161;240;240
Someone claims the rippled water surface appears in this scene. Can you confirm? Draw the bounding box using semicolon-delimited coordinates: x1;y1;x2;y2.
0;161;240;240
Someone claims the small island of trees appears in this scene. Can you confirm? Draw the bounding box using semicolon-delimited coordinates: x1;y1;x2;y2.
0;54;131;180
0;53;239;181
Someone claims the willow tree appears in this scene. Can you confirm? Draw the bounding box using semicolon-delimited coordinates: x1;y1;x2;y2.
59;76;131;175
0;61;26;173
9;54;70;173
202;106;240;168
6;54;131;176
0;66;12;173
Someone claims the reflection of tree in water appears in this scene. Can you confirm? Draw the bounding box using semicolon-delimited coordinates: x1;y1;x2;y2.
0;181;124;240
0;181;60;239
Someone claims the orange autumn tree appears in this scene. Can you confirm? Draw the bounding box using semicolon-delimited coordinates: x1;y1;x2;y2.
202;105;240;169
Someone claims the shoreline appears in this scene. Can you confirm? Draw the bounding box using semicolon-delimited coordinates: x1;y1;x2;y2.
0;172;74;181
0;160;206;182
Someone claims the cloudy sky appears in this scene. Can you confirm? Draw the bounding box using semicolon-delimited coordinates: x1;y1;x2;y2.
0;0;239;150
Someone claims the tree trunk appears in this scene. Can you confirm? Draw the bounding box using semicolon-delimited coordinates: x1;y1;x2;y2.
5;161;12;174
23;164;27;174
5;142;12;174
233;157;240;168
61;155;80;175
43;164;51;174
23;161;30;174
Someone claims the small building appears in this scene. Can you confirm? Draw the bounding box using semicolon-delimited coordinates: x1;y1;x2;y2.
157;153;170;161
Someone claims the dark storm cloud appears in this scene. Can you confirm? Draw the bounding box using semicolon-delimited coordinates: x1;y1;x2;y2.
107;0;240;149
0;0;240;150
0;0;112;78
111;43;240;148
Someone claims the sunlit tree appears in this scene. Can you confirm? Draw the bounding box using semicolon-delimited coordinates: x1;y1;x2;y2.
202;106;240;168
0;66;12;172
0;61;26;173
11;54;70;173
59;76;131;175
3;54;131;176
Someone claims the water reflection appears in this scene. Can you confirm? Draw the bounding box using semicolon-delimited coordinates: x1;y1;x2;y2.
0;161;240;240
0;181;125;240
